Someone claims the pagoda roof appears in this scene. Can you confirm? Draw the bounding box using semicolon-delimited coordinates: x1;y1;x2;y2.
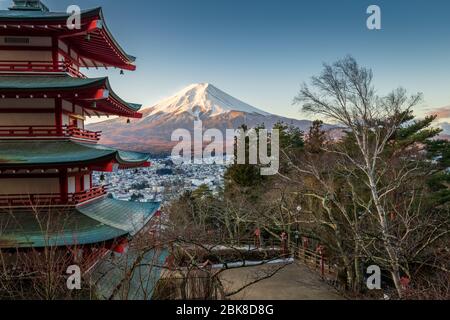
78;196;159;236
0;7;100;21
0;7;136;70
0;75;143;117
0;140;150;169
0;74;104;90
0;197;160;248
92;249;168;300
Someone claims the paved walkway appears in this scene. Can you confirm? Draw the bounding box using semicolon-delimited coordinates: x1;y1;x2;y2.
220;261;344;300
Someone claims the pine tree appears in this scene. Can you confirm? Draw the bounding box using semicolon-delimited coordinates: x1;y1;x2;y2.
225;124;264;187
426;139;450;205
305;120;326;153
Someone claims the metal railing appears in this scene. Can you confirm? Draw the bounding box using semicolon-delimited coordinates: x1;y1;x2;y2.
196;234;337;279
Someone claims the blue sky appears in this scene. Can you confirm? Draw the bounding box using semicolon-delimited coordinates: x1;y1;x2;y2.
2;0;450;124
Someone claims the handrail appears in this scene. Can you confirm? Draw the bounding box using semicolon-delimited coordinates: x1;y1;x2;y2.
66;126;102;141
72;185;109;203
0;60;86;78
0;125;101;141
0;185;109;207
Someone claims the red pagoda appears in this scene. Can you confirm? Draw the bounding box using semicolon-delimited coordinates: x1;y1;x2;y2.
0;1;159;260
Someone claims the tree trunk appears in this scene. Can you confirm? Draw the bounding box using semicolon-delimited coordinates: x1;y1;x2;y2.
368;174;403;298
353;244;362;293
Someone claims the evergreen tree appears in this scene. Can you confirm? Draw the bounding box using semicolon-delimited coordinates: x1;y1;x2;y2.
426;139;450;205
273;121;304;174
305;120;326;153
192;184;213;199
225;124;264;187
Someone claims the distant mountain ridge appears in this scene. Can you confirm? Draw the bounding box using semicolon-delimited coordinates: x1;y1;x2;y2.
87;83;333;154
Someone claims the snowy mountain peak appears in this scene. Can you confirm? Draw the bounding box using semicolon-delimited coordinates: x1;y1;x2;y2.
87;83;328;153
144;83;270;118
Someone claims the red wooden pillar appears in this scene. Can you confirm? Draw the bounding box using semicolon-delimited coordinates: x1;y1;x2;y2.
52;36;58;71
74;173;83;193
55;97;63;135
59;168;68;203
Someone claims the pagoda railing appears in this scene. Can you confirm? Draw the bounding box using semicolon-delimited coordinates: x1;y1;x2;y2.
0;185;109;208
72;185;109;204
66;126;102;141
0;125;101;141
0;60;86;78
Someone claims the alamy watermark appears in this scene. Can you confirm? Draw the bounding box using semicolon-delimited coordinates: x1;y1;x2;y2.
66;264;81;290
66;5;81;30
366;265;381;290
171;121;280;176
367;5;381;30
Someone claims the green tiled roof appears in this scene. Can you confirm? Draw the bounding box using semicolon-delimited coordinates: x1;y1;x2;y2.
0;197;160;248
79;198;160;236
0;75;105;90
127;103;143;112
0;140;150;167
0;8;100;20
0;76;142;111
0;207;125;248
0;7;136;63
89;143;151;164
91;249;168;300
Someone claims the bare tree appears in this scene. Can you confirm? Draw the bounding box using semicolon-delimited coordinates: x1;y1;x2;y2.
293;56;425;297
0;205;96;300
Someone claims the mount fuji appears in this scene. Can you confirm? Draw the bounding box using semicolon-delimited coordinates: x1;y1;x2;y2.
87;83;325;154
144;83;271;118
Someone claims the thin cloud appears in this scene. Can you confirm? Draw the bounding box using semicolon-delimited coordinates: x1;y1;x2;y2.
426;106;450;119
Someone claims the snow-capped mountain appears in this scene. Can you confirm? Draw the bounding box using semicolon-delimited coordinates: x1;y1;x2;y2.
87;83;324;154
143;83;270;118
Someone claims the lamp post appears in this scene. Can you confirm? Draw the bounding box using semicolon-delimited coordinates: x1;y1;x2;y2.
295;205;302;247
294;230;300;248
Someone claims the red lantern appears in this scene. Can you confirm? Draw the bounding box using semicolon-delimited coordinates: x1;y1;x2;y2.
112;239;129;254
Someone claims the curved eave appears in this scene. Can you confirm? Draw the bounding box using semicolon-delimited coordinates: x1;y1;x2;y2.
0;75;143;118
0;207;128;249
0;198;160;248
90;143;151;166
0;7;136;70
95;97;143;119
115;150;151;166
103;77;143;116
78;198;160;237
0;140;151;169
68;8;136;71
97;8;136;69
